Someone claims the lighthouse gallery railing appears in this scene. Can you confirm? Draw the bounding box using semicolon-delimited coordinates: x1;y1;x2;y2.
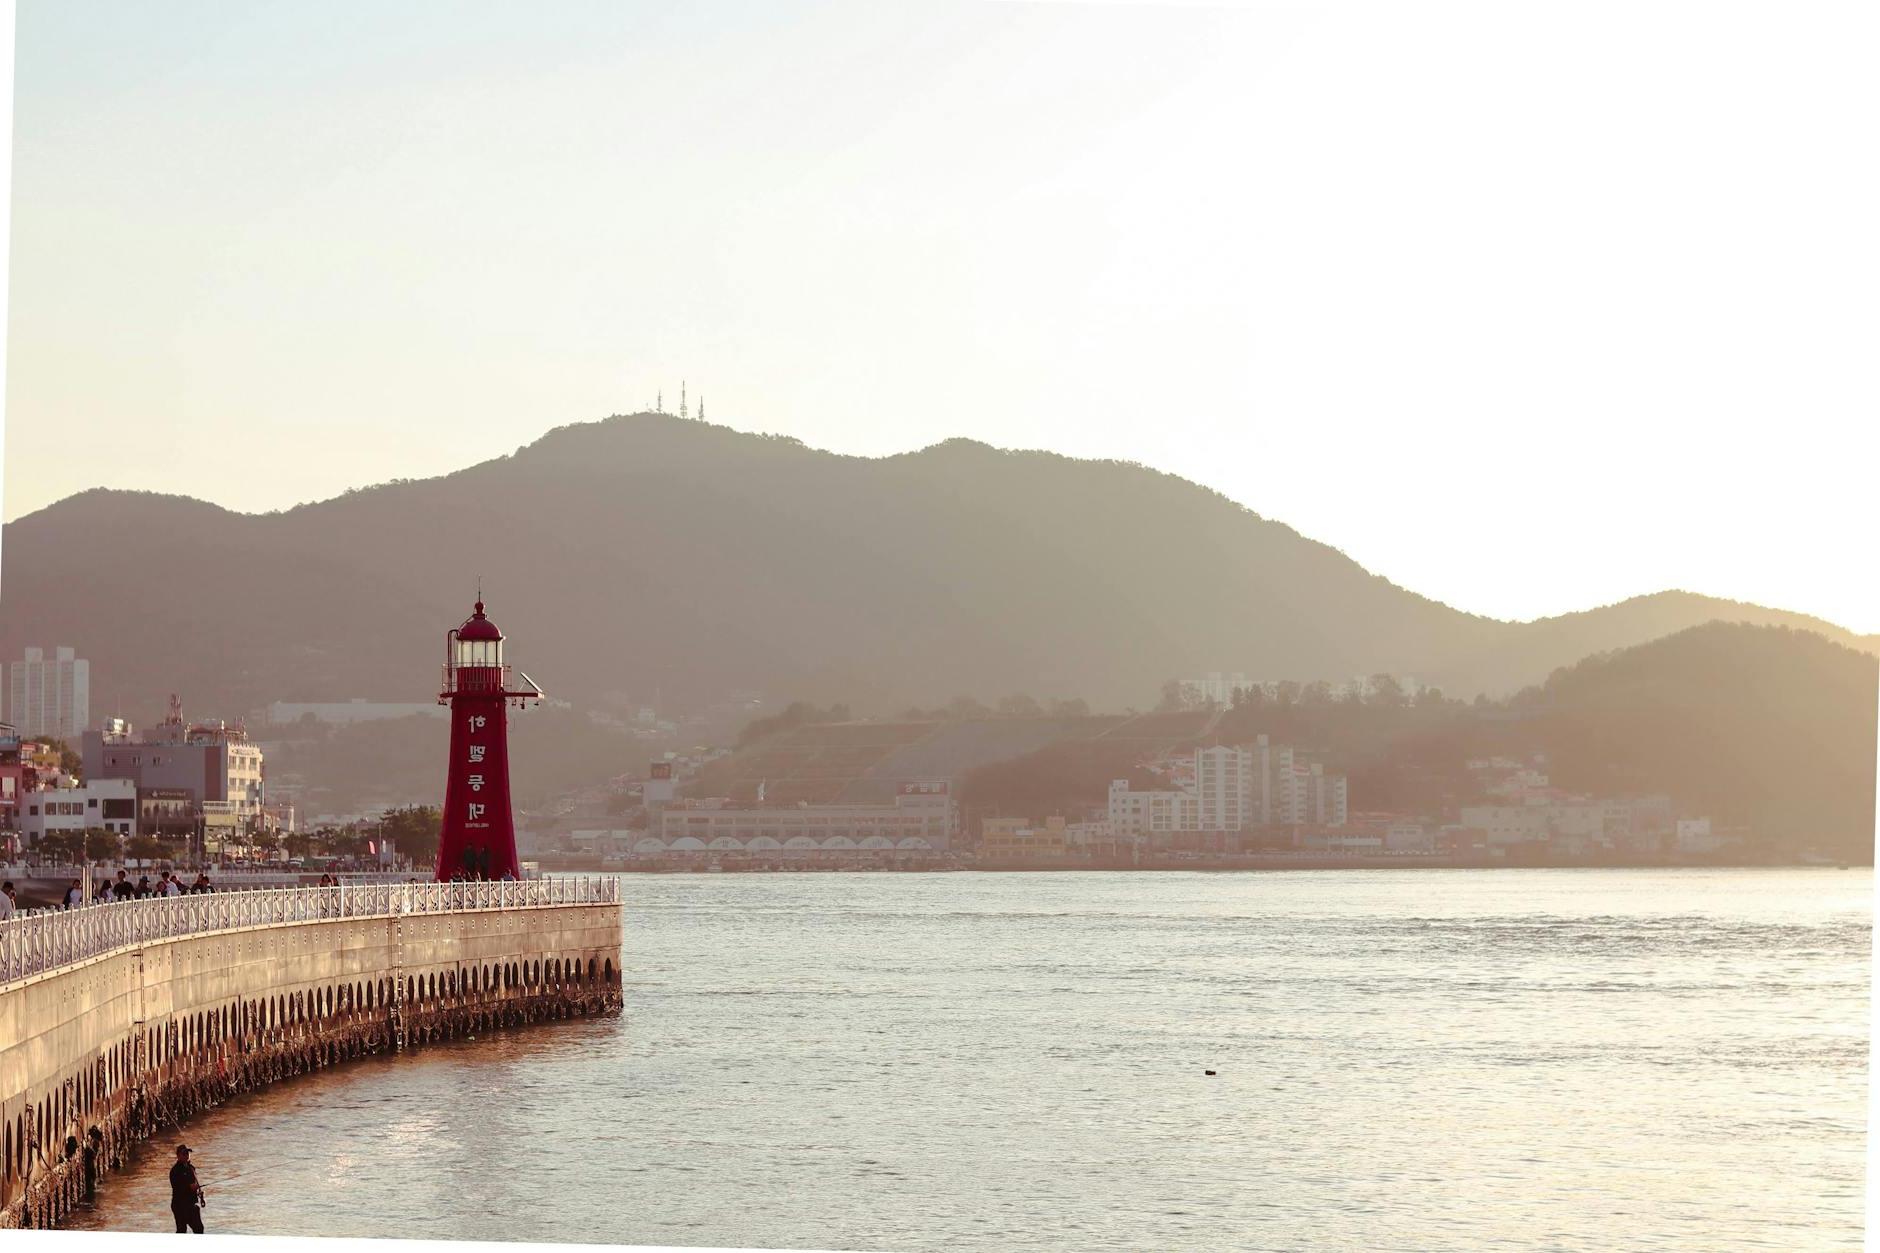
0;877;621;989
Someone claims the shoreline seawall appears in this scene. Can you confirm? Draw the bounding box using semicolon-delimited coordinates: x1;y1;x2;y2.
0;885;623;1229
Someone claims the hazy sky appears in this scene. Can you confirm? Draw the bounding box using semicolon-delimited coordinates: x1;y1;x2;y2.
5;1;1875;630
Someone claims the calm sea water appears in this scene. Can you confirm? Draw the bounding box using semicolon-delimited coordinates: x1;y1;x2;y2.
71;869;1870;1251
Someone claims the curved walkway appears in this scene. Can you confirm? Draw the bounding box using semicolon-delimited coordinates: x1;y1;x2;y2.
2;879;624;1228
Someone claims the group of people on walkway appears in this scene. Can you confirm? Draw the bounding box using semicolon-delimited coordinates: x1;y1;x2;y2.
57;868;217;907
0;870;221;916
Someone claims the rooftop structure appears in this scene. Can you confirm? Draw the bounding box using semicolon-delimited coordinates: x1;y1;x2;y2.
82;696;266;833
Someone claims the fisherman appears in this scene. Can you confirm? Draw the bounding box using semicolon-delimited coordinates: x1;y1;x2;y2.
170;1144;205;1233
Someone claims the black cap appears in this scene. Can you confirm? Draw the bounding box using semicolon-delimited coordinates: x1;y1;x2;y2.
176;1144;191;1154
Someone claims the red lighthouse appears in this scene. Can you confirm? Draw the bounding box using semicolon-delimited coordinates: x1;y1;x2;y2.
435;599;541;881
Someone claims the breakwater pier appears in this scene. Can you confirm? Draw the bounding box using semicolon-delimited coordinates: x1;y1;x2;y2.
1;878;623;1228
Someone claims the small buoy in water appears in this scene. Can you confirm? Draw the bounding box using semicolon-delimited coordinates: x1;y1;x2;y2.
1204;1070;1216;1076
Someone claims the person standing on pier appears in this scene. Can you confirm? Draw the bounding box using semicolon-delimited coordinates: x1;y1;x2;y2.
0;881;14;919
170;1144;205;1233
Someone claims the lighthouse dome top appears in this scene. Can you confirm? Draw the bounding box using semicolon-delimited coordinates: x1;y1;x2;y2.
457;600;504;642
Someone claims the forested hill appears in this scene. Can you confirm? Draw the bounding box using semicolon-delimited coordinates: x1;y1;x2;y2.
2;411;1872;724
957;622;1877;859
1512;623;1876;854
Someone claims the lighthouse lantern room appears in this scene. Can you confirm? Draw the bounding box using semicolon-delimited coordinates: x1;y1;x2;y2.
435;598;541;880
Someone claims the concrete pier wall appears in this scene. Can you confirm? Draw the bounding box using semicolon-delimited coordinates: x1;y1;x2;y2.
0;888;622;1228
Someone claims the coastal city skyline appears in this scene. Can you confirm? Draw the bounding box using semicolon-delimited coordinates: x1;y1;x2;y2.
6;1;1877;633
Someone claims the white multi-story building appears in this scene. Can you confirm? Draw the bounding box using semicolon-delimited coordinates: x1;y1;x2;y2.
1267;759;1348;826
639;761;678;811
1106;779;1197;838
8;647;90;741
1177;673;1252;708
1110;736;1347;838
18;777;139;846
1308;762;1349;826
1194;745;1249;831
1252;736;1286;824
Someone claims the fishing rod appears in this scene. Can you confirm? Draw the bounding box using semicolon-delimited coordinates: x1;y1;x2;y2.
190;1161;282;1196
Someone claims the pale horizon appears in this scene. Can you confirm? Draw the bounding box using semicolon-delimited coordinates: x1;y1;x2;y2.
6;0;1876;632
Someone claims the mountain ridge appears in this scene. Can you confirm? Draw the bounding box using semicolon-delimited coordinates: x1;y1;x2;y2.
2;412;1871;725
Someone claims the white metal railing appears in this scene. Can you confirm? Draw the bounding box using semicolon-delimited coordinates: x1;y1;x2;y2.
0;863;440;883
0;876;620;988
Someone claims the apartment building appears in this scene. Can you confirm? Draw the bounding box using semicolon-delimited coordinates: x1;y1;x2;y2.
1109;735;1348;840
7;646;90;741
